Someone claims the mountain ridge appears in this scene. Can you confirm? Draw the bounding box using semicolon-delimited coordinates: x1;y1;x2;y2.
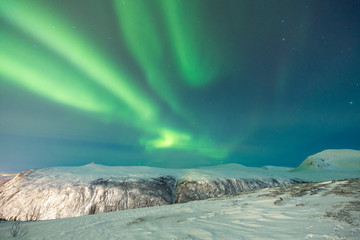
1;149;359;221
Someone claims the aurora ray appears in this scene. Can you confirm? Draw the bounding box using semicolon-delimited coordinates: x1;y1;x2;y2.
0;1;157;122
113;0;190;121
0;32;120;114
160;0;221;86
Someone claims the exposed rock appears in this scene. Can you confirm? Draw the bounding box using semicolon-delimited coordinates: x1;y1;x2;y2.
175;178;304;203
0;171;176;221
273;197;283;205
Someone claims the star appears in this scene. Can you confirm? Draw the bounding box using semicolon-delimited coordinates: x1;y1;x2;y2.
349;101;353;105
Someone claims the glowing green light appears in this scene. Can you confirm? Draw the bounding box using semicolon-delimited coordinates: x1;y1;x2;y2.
161;0;220;86
0;33;118;114
142;128;192;149
0;1;157;121
141;127;229;159
113;0;185;118
0;0;230;161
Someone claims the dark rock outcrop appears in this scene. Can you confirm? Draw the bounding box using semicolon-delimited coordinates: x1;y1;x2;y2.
175;178;305;203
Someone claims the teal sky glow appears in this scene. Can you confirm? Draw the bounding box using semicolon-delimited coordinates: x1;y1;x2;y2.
0;0;359;172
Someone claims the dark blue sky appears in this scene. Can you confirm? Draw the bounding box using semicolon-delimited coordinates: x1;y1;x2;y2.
0;0;359;173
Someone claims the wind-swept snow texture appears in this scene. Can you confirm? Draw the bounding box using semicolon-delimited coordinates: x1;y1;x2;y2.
0;149;359;221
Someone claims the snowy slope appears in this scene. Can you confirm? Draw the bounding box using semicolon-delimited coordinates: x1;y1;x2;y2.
294;149;360;171
0;176;12;186
0;178;359;240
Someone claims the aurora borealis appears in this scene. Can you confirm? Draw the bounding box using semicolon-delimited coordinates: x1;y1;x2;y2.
0;0;359;173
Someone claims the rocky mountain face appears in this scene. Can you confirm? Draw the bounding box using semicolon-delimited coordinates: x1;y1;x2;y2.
0;167;303;221
175;178;304;203
0;171;177;221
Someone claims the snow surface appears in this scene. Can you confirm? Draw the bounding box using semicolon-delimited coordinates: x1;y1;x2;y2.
2;163;297;185
0;178;359;240
0;174;15;186
0;176;12;186
294;149;360;171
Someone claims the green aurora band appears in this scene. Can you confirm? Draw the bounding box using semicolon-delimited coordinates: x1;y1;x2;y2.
161;0;220;86
0;2;156;122
113;0;185;119
0;0;229;161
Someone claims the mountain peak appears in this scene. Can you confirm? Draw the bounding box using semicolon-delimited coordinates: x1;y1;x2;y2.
294;149;360;171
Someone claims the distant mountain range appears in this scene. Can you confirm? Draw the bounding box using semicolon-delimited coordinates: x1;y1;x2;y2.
0;149;359;221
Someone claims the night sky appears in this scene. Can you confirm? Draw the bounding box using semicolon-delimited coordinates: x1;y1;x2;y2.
1;0;359;173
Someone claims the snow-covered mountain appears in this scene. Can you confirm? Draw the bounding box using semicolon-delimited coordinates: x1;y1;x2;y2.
294;149;360;171
1;178;359;239
0;164;301;221
0;149;359;221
